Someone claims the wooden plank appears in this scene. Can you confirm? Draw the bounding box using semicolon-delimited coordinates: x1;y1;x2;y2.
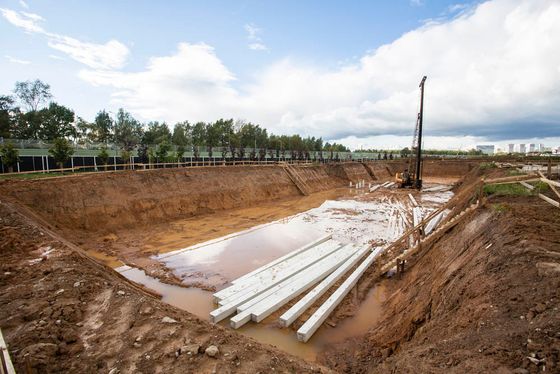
539;193;560;208
0;329;16;374
519;181;534;190
484;174;538;184
408;193;418;207
540;177;560;188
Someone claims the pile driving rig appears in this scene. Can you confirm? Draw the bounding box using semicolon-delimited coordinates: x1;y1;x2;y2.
396;75;427;189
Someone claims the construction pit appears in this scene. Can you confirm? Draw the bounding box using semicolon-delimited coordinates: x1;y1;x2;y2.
1;160;559;373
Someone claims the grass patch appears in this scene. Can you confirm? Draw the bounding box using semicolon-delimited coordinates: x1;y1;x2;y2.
480;162;497;170
533;181;550;194
491;203;509;212
507;169;526;176
483;183;532;196
0;172;69;180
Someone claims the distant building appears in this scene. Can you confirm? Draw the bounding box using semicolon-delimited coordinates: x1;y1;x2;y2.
539;144;545;152
507;144;515;153
476;145;495;155
519;144;526;153
529;144;536;153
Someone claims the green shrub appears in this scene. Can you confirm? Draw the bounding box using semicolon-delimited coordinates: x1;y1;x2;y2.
480;162;497;170
507;169;525;176
48;138;74;169
483;183;531;196
533;181;550;194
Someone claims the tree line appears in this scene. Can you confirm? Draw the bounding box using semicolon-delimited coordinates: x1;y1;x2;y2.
0;80;351;170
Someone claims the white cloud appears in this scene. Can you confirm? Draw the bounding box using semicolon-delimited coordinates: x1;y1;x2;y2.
0;8;44;33
78;0;560;145
19;0;29;9
410;0;424;6
248;42;268;51
1;8;129;69
4;1;560;148
80;43;238;120
244;23;268;51
5;55;31;64
47;36;129;69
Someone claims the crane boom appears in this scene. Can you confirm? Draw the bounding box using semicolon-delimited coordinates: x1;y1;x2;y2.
396;75;427;189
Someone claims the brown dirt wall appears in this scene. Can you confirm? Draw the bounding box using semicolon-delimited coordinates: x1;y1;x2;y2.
320;195;560;373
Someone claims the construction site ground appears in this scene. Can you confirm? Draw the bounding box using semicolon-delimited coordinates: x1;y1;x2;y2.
1;160;559;373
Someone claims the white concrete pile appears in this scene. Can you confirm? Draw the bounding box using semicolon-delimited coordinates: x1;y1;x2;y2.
210;234;379;342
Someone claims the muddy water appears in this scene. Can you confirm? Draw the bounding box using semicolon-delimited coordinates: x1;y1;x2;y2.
118;186;452;361
157;218;325;289
118;266;387;362
121;267;215;318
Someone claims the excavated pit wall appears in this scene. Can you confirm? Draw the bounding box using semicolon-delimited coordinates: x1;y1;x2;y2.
327;163;374;183
364;160;478;181
0;161;478;233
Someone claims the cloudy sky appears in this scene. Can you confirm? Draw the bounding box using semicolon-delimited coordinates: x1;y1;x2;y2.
1;0;559;150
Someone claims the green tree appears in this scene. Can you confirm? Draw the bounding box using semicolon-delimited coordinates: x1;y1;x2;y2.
0;96;18;139
172;121;191;146
14;79;52;112
121;149;131;169
191;122;206;159
0;142;20;172
176;145;185;162
156;140;171;162
91;110;114;143
114;108;143;151
97;145;110;170
143;121;171;145
13;110;42;139
400;147;411;158
75;117;91;142
39;102;75;140
48;138;74;169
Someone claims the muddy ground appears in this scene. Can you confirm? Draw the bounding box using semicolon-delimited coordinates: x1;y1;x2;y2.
0;200;331;373
321;195;560;373
2;161;558;373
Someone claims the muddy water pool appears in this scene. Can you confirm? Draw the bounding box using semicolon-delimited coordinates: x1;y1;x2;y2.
118;185;452;361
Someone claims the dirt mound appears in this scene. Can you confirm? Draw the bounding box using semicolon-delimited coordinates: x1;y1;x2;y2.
0;200;330;373
0;166;302;232
320;195;560;373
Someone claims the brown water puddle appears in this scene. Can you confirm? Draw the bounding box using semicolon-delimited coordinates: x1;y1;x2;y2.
157;217;326;289
119;266;387;362
142;188;352;254
86;249;123;268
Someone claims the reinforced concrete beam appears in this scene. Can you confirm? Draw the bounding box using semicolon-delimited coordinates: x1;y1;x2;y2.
296;250;380;342
210;241;343;323
250;245;356;324
279;245;370;327
214;239;339;303
230;245;355;329
230;234;332;285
